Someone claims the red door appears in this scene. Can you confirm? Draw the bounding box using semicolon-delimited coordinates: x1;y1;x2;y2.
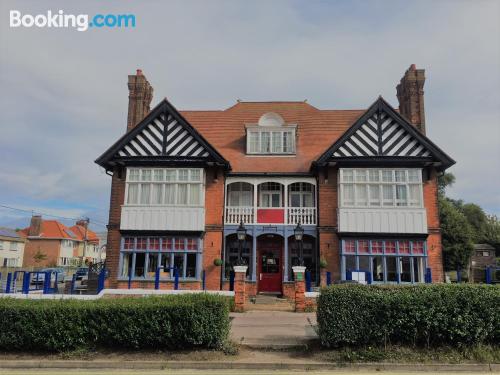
257;237;282;293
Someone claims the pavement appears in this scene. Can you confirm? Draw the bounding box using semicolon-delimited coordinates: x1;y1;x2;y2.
230;310;317;349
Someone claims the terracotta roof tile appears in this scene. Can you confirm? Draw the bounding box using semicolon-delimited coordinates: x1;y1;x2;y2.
180;101;364;173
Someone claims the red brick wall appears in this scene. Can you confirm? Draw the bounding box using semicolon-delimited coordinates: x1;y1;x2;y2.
423;168;444;282
105;167;126;288
22;239;61;268
317;167;341;281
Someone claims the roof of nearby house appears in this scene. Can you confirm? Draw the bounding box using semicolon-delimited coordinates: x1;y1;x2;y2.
473;243;496;251
0;227;25;242
180;101;365;173
18;220;94;241
69;225;99;244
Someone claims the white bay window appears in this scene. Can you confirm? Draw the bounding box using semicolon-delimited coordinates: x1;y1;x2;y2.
339;168;423;208
125;168;204;206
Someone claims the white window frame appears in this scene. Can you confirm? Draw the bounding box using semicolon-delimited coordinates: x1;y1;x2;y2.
246;127;296;155
125;168;205;207
339;168;423;208
9;242;17;251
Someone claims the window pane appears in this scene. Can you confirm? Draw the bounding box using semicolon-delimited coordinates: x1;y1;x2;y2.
409;185;421;206
413;241;424;255
396;185;407;206
162;238;173;251
368;169;380;182
165;170;176;181
140;184;150;204
161;254;172;277
343;184;354;206
399;240;410;254
358;240;369;254
129;169;140;181
141;169;152;181
344;240;355;254
134;253;146;277
137;238;147;250
152;184;162;204
153;170;164;181
261;132;271;153
395;170;406;182
290;193;301;207
400;257;411;282
342;170;354;182
164;184;175;204
283;131;293;153
147;253;159;277
174;238;185;250
355;185;367;206
190;169;201;181
249;132;259;153
174;254;184;277
359;256;370;272
271;193;280;207
386;257;397;282
372;256;384;281
121;253;133;277
241;191;252;206
382;170;393;182
272;131;282;153
303;193;313;207
187;239;198;250
124;238;135;250
382;185;394;206
127;184;138;204
355;169;367;182
177;184;188;204
369;185;380;206
371;241;383;254
178;170;189;181
149;238;160;251
186;253;197;278
189;184;200;205
345;255;356;273
408;169;420;182
385;241;396;254
413;257;424;282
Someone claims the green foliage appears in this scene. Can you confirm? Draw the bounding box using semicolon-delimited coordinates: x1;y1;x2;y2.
317;284;500;348
319;258;328;269
33;248;47;264
437;172;455;197
439;197;474;270
0;294;230;352
213;258;223;266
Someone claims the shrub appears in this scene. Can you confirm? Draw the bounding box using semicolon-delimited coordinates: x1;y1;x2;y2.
0;294;230;352
317;284;500;348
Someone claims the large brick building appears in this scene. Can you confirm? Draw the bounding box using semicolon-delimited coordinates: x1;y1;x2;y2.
96;65;454;293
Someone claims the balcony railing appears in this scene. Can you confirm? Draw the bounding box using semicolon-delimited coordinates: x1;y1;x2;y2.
224;206;317;225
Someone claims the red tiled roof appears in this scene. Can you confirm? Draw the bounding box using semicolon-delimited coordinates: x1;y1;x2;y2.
69;225;99;243
180;101;365;173
20;220;77;239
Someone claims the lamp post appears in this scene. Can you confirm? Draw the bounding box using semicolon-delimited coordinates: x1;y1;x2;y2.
236;221;247;266
294;222;304;266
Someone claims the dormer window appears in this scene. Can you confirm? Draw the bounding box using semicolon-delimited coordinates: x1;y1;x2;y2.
246;112;296;155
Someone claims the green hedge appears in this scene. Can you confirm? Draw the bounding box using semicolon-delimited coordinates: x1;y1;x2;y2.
0;294;230;352
317;284;500;348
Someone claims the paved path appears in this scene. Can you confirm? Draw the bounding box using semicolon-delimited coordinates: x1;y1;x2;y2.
0;370;493;374
230;311;317;348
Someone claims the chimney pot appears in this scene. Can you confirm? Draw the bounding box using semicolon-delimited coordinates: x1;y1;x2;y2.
127;70;153;132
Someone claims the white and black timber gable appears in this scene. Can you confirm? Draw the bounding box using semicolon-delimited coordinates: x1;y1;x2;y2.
96;99;229;171
315;97;455;170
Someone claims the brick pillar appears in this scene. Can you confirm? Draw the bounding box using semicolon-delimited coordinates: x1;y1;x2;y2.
293;266;306;312
233;266;248;312
320;268;327;287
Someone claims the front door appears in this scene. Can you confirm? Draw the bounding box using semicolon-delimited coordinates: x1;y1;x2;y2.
257;236;282;293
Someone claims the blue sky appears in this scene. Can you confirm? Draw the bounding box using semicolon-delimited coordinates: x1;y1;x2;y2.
0;0;499;231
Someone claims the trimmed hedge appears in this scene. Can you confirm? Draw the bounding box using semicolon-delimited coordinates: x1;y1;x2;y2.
317;284;500;348
0;294;230;352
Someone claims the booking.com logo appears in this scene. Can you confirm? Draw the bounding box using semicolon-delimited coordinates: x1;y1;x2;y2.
9;10;136;31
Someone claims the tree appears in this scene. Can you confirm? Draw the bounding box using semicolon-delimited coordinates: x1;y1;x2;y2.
438;172;456;197
461;203;488;243
33;248;47;264
439;197;474;270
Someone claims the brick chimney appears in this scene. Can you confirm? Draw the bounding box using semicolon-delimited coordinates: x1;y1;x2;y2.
76;219;88;229
28;215;42;236
127;69;153;132
396;64;426;134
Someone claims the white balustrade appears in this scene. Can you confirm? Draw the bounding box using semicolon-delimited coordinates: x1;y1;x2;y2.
225;206;255;224
287;207;317;225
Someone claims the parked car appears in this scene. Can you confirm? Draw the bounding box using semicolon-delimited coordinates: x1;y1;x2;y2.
31;268;66;284
75;267;89;281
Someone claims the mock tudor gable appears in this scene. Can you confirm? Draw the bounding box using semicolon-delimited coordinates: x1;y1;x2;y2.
315;97;455;170
95;98;229;170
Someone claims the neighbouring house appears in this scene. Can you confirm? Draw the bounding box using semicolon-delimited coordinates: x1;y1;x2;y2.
96;65;454;294
69;220;101;264
469;243;498;283
96;231;107;262
0;227;26;267
19;216;100;267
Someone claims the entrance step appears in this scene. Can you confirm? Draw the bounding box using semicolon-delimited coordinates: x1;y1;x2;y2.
246;294;294;311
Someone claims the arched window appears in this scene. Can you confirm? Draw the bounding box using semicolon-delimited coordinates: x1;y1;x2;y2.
227;182;253;206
